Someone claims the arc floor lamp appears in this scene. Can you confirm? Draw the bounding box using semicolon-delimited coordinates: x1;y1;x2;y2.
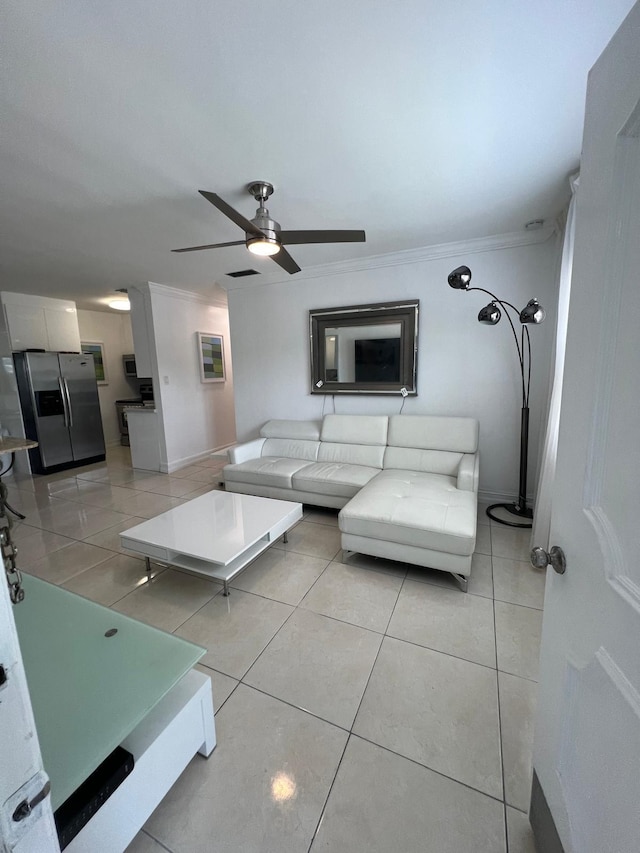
447;265;545;528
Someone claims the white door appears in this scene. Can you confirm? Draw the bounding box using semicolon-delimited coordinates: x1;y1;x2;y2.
0;575;58;852
532;4;640;852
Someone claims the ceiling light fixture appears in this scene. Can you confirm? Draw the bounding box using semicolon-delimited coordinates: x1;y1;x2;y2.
108;299;131;311
246;236;281;256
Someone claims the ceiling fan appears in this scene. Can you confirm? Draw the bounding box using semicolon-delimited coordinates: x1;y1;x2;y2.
172;181;366;275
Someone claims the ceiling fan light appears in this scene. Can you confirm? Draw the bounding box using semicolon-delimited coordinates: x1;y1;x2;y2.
247;237;281;256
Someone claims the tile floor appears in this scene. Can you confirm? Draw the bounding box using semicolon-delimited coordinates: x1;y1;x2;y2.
8;447;542;852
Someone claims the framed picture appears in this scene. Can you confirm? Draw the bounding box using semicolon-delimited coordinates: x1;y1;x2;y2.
81;341;108;385
197;332;226;383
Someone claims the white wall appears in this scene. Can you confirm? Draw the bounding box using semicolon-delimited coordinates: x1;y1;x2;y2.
77;309;139;446
145;283;236;472
227;232;559;502
0;308;28;476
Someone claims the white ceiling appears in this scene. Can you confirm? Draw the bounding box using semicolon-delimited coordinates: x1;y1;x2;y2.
1;1;635;310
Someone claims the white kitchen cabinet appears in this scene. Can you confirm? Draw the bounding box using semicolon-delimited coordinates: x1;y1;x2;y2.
3;302;48;351
1;292;81;352
128;286;154;378
127;408;161;471
43;307;81;352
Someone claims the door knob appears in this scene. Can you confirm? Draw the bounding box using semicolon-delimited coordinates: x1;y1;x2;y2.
530;545;566;574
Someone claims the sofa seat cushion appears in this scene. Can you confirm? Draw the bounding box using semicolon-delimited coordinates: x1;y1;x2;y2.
224;457;313;489
339;469;477;556
292;462;380;498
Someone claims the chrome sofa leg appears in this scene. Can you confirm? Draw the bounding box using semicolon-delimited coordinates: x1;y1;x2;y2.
451;572;469;593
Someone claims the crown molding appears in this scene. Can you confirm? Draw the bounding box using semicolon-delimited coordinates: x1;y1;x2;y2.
146;281;228;307
219;226;556;291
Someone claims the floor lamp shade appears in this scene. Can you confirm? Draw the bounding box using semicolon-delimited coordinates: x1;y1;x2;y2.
447;266;472;289
520;299;546;324
478;302;501;324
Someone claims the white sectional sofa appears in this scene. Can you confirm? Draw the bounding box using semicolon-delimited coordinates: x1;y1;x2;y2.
223;414;479;591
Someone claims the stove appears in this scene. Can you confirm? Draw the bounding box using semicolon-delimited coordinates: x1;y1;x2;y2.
116;384;154;445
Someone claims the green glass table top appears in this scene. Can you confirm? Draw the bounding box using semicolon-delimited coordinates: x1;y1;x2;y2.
14;575;205;811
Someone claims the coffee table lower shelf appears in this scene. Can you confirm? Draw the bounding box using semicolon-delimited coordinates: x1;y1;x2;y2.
120;492;303;596
124;533;287;595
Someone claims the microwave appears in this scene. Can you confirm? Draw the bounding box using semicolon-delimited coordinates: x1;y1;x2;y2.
123;354;137;377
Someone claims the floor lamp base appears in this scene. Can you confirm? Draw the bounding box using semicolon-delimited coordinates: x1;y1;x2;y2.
486;502;533;529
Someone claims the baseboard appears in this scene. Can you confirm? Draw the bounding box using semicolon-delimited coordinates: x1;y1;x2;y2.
161;444;231;474
529;770;565;853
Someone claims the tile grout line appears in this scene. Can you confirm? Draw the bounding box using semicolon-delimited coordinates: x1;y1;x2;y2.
494;583;511;851
194;663;240;715
140;828;174;853
228;589;305;682
349;731;509;807
306;734;352;853
238;681;352;735
281;553;336;606
305;567;408;852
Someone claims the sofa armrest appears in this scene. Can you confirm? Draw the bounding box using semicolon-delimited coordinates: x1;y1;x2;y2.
227;438;266;465
457;453;479;492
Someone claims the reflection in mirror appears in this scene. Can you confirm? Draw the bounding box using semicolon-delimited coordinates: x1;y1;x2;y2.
310;301;418;395
323;323;402;383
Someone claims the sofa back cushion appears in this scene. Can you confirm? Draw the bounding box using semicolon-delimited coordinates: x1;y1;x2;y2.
319;415;388;468
260;419;321;461
384;447;464;476
384;415;479;475
261;420;321;440
387;415;478;452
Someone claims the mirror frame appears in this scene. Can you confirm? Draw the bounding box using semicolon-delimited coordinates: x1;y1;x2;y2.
309;300;419;395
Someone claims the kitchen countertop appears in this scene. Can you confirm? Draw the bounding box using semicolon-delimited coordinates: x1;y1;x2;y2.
0;436;38;453
123;406;157;413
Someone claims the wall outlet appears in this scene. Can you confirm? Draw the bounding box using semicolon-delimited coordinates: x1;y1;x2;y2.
163;375;169;385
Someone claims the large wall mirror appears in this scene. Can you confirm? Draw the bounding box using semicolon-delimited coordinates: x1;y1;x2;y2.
309;300;419;395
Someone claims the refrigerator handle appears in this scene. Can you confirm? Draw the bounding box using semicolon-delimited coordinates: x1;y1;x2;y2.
58;377;70;428
62;379;73;429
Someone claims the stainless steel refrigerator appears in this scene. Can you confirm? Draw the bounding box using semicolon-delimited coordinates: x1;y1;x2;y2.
14;351;106;474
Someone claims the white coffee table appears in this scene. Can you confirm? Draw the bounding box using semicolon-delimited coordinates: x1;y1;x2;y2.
120;490;303;596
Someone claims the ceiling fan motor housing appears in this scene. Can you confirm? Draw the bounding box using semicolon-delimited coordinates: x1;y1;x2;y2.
247;182;280;246
249;208;281;241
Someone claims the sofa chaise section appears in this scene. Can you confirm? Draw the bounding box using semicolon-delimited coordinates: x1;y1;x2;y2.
339;416;479;590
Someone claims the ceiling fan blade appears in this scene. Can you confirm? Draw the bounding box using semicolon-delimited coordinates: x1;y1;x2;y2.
171;240;246;253
279;229;366;245
271;247;301;275
199;191;264;238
